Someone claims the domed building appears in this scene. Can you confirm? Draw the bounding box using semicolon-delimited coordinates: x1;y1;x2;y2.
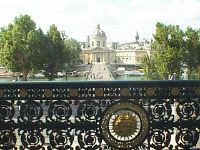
90;24;107;48
80;25;116;64
80;24;152;66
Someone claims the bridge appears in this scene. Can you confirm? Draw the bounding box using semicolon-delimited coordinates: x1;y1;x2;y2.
86;63;114;80
0;80;200;149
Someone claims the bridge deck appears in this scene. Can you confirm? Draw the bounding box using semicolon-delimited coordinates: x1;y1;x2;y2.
86;63;114;80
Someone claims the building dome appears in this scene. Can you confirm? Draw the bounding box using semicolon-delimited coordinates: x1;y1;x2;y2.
92;24;106;37
90;24;107;48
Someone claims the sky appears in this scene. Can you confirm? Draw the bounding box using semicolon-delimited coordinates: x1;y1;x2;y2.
0;0;200;43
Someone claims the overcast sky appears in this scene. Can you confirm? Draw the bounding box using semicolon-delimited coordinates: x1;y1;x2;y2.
1;0;200;43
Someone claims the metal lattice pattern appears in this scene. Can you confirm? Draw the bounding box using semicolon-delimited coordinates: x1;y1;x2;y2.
0;81;200;149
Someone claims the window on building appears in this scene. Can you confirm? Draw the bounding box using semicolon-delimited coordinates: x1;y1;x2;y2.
92;41;94;46
103;42;105;47
97;41;100;47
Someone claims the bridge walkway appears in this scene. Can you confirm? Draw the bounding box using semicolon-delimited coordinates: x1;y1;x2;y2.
86;63;114;80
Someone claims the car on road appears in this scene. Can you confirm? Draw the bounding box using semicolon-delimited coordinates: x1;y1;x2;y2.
57;71;65;77
34;72;45;78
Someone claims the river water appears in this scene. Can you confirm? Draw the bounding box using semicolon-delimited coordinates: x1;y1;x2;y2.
0;75;144;82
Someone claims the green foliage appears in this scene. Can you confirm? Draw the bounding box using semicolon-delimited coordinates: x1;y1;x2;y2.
144;22;200;80
29;28;48;71
142;54;160;80
183;27;200;79
44;24;65;80
0;15;45;80
0;14;82;81
64;38;81;65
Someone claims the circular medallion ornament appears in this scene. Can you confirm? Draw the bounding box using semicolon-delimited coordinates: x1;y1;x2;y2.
49;130;74;149
20;101;43;122
0;90;4;97
101;101;149;149
48;101;72;121
0;101;15;121
69;89;78;97
95;88;103;97
146;87;155;96
120;88;129;97
20;89;28;98
0;130;16;149
21;130;44;149
195;87;200;96
171;87;180;96
44;89;52;98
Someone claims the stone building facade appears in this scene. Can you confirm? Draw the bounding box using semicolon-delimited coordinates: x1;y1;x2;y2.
79;25;115;64
80;25;152;65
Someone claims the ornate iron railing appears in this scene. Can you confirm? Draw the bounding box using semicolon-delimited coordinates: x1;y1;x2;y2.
0;80;200;150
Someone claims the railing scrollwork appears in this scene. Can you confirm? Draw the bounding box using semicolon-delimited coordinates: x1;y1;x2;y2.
0;80;199;149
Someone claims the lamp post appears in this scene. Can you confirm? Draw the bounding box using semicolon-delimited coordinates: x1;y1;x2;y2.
169;72;176;80
172;73;176;80
65;63;68;81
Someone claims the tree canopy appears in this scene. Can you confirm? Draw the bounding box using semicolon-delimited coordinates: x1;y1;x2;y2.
143;22;200;80
64;38;81;65
44;24;65;80
184;27;200;79
0;14;81;81
0;15;44;80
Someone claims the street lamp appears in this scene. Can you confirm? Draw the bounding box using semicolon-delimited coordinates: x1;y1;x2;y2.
65;63;68;81
172;73;176;80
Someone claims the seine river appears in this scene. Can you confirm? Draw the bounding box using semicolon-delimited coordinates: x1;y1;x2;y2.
0;75;144;82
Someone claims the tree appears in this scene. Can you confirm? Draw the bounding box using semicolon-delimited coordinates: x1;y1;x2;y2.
183;27;200;79
143;23;184;80
64;38;81;65
44;24;65;80
142;53;160;80
0;15;45;80
25;28;48;75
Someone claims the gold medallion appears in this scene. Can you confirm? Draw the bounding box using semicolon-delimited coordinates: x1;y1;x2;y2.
20;89;28;97
146;87;155;96
195;87;200;96
0;89;3;97
69;89;78;97
44;89;52;97
101;101;149;149
171;87;180;96
95;88;103;97
120;88;129;97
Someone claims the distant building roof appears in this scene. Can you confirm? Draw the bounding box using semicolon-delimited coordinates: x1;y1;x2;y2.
92;24;106;37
